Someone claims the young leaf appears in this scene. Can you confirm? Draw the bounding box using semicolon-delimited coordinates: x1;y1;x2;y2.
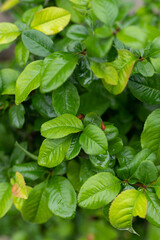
102;50;136;95
92;0;118;26
11;162;45;181
79;124;108;155
41;113;84;139
146;191;160;227
15;41;30;68
22;29;54;57
31;7;71;35
15;60;43;105
38;137;71;168
128;74;160;105
0;68;20;95
0;182;12;218
109;190;147;233
141;109;160;159
78;172;121;209
52;81;80;116
0;22;20;44
47;176;76;219
13;186;32;211
41;52;78;93
12;172;28;199
66;134;81;160
21;181;52;223
9;104;25;129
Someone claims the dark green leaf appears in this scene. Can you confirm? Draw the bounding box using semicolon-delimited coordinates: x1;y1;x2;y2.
9;104;25;129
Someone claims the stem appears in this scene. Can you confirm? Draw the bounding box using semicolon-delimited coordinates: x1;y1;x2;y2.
15;141;38;161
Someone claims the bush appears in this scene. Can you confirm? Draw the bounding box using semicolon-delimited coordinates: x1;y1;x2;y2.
0;0;160;238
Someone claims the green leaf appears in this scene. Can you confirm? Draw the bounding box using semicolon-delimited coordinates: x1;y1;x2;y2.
0;68;20;95
66;134;81;160
153;176;160;199
79;124;108;155
67;160;81;191
128;74;160;105
11;162;45;181
78;172;121;209
41;113;84;139
84;112;102;128
21;181;52;223
22;5;43;25
85;36;113;58
52;81;80;116
15;60;43;105
117;146;136;168
109;190;147;233
146;191;160;227
117;26;147;49
38;137;71;168
32;93;56;119
40;52;78;93
22;30;54;57
146;37;160;58
89;152;110;170
141;109;160;159
10;142;27;164
15;41;30;68
108;137;123;155
47;176;76;219
91;62;118;86
92;0;118;26
9;104;25;129
104;124;119;142
136;60;154;77
103;50;136;95
31;7;71;35
0;182;12;218
66;24;88;40
0;22;20;44
134;161;158;184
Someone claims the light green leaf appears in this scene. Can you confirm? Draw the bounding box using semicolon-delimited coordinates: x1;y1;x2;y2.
41;52;78;93
103;50;136;95
0;182;12;218
78;172;121;209
21;182;52;223
146;191;160;227
0;22;20;44
22;29;54;57
9;104;25;129
38;137;71;168
52;81;80;116
41;113;84;139
153;176;160;199
79;124;108;155
128;74;160;105
92;0;118;26
136;60;154;77
117;26;147;49
141;109;160;159
47;176;76;219
15;60;43;105
31;7;71;35
15;41;30;68
0;68;20;95
91;62;118;86
109;190;147;233
146;37;160;58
